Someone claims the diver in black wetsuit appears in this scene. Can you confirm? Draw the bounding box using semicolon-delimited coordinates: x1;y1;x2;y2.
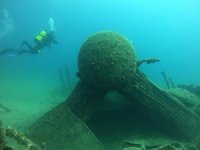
0;30;58;56
19;30;58;55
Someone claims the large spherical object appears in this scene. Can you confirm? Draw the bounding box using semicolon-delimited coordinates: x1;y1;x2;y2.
78;31;137;90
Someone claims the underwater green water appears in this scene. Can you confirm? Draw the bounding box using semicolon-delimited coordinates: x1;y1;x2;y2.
0;0;200;150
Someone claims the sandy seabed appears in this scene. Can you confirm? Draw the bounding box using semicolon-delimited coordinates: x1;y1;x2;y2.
0;76;66;130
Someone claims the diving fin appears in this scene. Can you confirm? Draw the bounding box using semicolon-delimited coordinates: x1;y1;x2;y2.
0;48;18;57
7;50;18;57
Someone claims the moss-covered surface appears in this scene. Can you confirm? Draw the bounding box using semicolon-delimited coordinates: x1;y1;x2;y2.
87;91;200;150
168;88;200;109
0;121;6;150
29;101;105;150
27;31;200;150
78;31;137;90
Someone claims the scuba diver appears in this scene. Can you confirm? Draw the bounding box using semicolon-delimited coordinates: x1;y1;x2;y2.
18;30;58;55
0;30;58;56
0;17;57;56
